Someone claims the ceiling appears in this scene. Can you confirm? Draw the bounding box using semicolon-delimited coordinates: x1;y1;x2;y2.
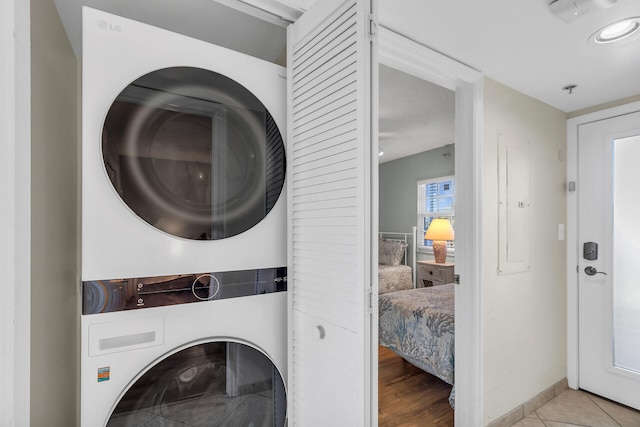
378;0;640;114
53;0;640;161
288;0;640;113
379;65;455;163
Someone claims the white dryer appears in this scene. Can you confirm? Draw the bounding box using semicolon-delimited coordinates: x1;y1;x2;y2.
81;7;288;426
82;7;287;281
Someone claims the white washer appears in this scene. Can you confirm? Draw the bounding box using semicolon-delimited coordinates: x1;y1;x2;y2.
82;7;287;281
81;7;288;426
81;291;287;426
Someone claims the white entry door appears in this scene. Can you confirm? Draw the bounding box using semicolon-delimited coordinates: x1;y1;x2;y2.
287;0;378;425
578;110;640;410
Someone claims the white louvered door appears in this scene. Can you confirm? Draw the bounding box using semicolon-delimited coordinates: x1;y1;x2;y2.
287;0;377;425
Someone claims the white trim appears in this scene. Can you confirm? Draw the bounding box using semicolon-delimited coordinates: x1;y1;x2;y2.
566;99;640;390
368;2;379;424
379;26;484;426
214;0;302;26
0;0;31;425
378;28;480;91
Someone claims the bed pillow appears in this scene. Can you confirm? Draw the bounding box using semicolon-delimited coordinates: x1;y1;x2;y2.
379;238;407;266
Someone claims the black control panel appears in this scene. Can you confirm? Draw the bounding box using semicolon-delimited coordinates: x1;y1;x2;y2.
83;267;287;314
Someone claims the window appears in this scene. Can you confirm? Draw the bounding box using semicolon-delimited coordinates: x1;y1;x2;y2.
417;175;455;252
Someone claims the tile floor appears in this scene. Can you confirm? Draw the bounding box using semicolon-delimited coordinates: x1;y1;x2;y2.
511;389;640;427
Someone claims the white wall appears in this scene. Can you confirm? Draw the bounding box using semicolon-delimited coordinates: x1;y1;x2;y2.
482;77;568;423
30;0;79;424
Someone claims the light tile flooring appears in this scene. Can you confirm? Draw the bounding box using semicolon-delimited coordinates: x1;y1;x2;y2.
512;389;640;427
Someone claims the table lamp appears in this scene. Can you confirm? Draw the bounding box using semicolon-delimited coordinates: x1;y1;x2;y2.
424;218;454;263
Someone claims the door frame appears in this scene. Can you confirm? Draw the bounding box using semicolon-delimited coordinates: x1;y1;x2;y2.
378;27;484;425
1;0;31;425
566;99;640;389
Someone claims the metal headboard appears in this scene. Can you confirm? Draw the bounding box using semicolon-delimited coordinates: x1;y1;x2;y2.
378;226;417;287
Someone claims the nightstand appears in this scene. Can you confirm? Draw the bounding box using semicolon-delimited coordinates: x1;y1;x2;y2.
416;260;454;288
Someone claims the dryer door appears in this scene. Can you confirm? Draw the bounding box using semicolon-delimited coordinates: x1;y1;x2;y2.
102;67;286;240
107;341;286;426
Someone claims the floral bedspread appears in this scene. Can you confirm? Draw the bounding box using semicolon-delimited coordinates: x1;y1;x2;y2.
379;284;455;406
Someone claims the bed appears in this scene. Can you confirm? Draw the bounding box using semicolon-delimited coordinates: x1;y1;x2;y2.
378;284;455;407
378;228;416;294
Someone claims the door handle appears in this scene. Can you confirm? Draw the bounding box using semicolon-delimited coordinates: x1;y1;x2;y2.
585;266;607;276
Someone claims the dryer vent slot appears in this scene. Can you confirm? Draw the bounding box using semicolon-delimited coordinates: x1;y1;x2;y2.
88;317;164;356
99;331;156;351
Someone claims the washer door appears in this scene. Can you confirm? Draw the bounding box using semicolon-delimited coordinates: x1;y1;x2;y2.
102;67;286;240
107;341;286;426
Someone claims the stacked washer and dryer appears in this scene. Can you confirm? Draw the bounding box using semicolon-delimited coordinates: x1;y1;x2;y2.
81;8;288;426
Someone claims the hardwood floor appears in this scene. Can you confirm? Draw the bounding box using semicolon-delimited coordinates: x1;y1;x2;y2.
378;346;454;426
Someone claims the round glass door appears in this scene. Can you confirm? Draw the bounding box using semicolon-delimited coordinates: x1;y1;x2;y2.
102;67;286;240
107;341;286;426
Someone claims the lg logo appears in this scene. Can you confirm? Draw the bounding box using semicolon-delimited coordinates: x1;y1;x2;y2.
97;19;121;32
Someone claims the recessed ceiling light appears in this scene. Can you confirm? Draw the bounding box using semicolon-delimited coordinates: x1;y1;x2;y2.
592;17;640;44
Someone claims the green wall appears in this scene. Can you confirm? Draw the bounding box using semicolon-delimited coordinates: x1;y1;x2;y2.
378;144;455;234
31;0;79;424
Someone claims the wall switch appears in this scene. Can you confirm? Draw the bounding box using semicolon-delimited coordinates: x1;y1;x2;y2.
558;224;565;241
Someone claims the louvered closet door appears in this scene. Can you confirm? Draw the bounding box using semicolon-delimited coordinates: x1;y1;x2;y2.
287;0;376;425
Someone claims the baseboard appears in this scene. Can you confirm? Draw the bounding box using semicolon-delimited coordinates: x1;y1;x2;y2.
486;378;569;427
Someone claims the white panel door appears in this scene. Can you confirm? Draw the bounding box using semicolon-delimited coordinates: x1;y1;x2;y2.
578;110;640;410
287;0;376;425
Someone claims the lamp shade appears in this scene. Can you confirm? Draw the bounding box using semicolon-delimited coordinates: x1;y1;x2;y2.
424;218;454;241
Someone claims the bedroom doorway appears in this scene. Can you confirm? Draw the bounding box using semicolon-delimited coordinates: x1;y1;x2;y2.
377;60;456;425
376;27;483;426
